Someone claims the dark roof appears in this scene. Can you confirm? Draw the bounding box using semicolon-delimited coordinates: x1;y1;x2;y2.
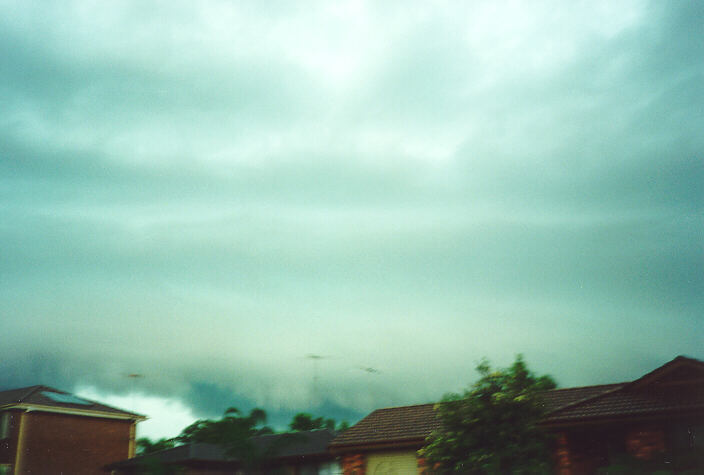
627;355;704;390
107;429;337;470
327;387;626;450
0;385;144;419
539;383;625;413
543;355;704;425
543;387;704;423
329;403;442;449
330;356;704;450
107;443;230;469
252;428;337;458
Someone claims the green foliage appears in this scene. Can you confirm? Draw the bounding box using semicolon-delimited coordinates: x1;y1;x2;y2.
136;437;176;455
175;406;273;467
288;412;336;431
288;412;349;432
133;438;181;475
420;355;556;474
337;420;350;432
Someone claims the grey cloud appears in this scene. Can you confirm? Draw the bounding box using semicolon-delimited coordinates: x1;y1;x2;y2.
1;0;702;431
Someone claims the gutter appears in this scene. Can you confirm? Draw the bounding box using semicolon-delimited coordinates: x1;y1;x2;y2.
329;437;426;455
0;403;147;421
541;407;704;429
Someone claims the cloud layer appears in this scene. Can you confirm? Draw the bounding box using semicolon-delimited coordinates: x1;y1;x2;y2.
1;0;702;431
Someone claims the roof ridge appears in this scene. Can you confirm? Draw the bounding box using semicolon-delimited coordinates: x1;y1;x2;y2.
545;382;626;393
544;384;626;416
374;402;436;411
0;385;40;399
671;355;704;365
41;386;70;394
18;385;46;402
626;355;704;390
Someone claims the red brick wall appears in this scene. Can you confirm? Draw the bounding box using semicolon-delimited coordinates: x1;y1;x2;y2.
342;453;366;475
16;411;134;474
553;427;668;474
417;456;436;474
553;432;573;475
625;427;665;460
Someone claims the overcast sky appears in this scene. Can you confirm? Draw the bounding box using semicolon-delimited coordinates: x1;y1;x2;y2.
1;0;702;439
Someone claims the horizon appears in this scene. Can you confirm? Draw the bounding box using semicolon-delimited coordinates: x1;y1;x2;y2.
8;353;698;441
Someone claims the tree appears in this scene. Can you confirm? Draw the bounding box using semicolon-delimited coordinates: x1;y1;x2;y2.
419;355;557;474
176;406;273;467
336;420;350;432
136;437;176;455
288;412;349;432
288;412;335;431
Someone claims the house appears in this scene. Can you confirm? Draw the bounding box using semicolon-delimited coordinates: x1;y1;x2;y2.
543;356;704;474
328;404;440;474
106;428;341;474
0;385;145;475
329;356;704;474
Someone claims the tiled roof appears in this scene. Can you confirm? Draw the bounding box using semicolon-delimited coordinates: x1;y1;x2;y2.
252;428;337;458
0;385;144;419
330;356;704;449
539;383;624;413
106;442;229;469
327;388;626;449
543;356;704;424
543;387;704;423
329;403;442;448
627;355;704;390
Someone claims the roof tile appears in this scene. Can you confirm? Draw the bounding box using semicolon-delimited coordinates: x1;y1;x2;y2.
331;356;704;448
0;385;143;418
330;403;442;447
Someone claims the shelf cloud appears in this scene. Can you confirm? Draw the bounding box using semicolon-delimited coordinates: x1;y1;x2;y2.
1;0;702;434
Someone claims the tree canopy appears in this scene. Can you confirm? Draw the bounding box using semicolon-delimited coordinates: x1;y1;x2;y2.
136;437;176;455
288;412;349;433
420;355;557;474
288;412;335;431
175;406;273;465
134;406;350;474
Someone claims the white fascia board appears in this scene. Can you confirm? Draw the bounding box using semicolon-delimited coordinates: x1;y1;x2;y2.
0;404;147;421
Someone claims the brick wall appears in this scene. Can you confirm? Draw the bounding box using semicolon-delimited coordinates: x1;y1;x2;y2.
342;453;366;475
625;427;665;460
418;456;436;474
16;411;134;475
553;432;573;475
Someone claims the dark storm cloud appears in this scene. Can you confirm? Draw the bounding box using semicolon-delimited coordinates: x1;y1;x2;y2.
1;0;702;432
